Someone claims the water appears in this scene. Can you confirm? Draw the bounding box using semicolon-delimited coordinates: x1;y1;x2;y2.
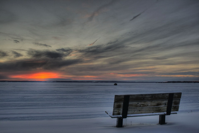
0;82;199;121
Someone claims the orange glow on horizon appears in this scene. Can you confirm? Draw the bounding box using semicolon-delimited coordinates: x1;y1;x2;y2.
110;73;146;77
160;75;198;78
10;72;60;81
70;75;100;80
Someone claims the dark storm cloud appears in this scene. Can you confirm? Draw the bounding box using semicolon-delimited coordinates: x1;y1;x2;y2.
44;59;82;69
28;49;65;59
0;50;8;58
0;59;47;71
56;48;72;53
14;40;20;43
87;0;118;22
0;58;82;72
12;51;23;58
34;42;51;47
56;48;73;56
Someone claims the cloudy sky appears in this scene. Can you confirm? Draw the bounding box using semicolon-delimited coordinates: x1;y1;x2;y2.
0;0;199;81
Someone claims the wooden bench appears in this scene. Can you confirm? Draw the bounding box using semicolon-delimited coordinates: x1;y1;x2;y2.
105;92;182;127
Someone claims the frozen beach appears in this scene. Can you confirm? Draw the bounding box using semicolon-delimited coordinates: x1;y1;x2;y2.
0;82;199;132
1;112;199;133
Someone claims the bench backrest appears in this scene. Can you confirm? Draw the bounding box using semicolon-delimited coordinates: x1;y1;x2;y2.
113;92;181;117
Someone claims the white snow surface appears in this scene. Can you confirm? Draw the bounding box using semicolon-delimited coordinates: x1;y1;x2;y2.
0;82;199;132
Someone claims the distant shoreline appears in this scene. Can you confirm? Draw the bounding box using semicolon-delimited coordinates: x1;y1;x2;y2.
0;81;198;83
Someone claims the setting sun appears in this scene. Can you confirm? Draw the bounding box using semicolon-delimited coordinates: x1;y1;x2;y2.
10;72;60;81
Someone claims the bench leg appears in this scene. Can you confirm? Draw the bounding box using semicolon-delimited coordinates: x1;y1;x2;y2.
116;118;123;127
159;115;166;124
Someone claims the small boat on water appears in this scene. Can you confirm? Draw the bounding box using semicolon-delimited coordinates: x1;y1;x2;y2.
114;83;117;85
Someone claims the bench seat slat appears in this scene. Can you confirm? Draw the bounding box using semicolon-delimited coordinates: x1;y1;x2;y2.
114;98;181;104
113;106;180;115
109;112;178;118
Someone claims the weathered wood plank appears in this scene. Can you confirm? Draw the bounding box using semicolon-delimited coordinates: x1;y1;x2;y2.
173;93;181;98
172;106;179;111
172;99;181;106
114;95;124;102
113;108;122;115
113;111;121;115
114;102;123;109
113;106;180;115
128;100;168;108
112;93;181;116
129;94;169;101
128;106;167;114
113;103;180;115
114;93;181;102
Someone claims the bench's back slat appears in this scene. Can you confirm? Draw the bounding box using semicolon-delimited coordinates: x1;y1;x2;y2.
128;106;167;114
112;92;181;116
129;94;169;101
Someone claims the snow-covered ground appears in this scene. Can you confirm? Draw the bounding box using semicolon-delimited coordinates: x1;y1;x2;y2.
0;82;199;132
1;112;199;133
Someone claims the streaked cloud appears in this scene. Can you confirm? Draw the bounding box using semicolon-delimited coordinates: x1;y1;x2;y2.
12;51;23;58
14;40;20;43
0;58;82;72
88;39;98;46
0;0;199;81
34;42;51;47
87;0;118;22
28;49;66;59
0;51;8;58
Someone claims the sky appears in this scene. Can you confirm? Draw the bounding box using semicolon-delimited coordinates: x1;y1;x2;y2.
0;0;199;81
